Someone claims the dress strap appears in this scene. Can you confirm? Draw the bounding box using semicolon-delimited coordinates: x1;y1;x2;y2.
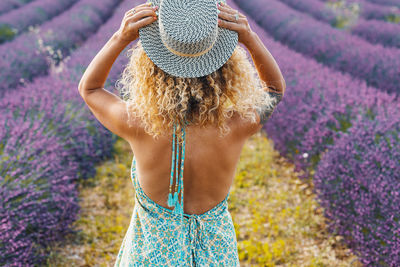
167;124;176;207
166;120;188;265
167;121;187;214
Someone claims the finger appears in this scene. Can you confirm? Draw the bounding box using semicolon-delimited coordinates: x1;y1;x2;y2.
133;16;156;28
219;2;246;18
133;5;157;12
218;18;241;31
217;5;245;19
125;8;152;18
219;2;234;9
129;9;157;22
125;5;156;16
218;2;241;15
236;11;246;18
125;13;157;24
217;4;236;15
218;10;237;23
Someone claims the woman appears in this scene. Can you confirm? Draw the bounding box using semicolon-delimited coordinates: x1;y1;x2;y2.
78;0;285;266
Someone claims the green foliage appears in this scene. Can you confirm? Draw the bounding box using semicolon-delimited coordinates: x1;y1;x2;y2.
386;14;400;23
0;24;17;43
326;0;360;29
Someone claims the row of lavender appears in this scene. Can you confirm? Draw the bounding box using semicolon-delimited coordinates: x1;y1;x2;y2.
0;0;138;264
278;0;400;49
367;0;400;8
322;0;400;22
229;0;400;265
0;0;78;43
314;104;400;266
233;0;400;95
0;0;121;98
0;0;35;16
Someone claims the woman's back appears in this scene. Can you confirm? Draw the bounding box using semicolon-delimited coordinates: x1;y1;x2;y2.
128;111;260;215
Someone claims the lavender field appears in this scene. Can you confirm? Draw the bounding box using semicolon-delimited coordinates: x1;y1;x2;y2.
0;0;36;16
247;0;400;94
278;0;400;49
0;0;122;97
0;0;79;44
1;0;399;265
0;0;128;265
232;0;400;265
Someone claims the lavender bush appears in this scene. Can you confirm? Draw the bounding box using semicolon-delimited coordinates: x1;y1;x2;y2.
0;0;78;43
314;104;400;266
233;0;400;94
354;0;400;22
0;0;122;97
279;0;338;24
0;115;80;266
351;19;400;48
278;0;400;48
366;0;400;8
229;0;400;263
228;0;397;177
0;0;36;16
0;78;116;181
322;0;400;23
0;0;139;264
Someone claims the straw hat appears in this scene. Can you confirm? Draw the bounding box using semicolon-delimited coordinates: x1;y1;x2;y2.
138;0;238;78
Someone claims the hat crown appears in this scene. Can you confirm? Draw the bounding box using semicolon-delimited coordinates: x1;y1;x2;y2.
159;0;219;57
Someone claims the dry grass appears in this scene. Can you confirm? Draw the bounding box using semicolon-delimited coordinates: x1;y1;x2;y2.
46;132;362;266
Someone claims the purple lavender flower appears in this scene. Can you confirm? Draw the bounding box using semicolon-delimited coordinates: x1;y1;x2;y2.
234;0;400;94
352;0;400;21
231;0;396;177
277;0;400;48
0;0;79;43
0;0;137;264
229;0;400;264
0;114;80;265
366;0;400;9
314;103;400;266
0;0;36;16
0;0;123;97
351;19;400;48
322;0;400;22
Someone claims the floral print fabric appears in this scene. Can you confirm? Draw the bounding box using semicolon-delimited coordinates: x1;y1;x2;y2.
114;156;240;266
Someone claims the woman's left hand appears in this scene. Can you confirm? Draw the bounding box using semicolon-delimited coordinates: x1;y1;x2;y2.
115;2;159;44
217;2;254;47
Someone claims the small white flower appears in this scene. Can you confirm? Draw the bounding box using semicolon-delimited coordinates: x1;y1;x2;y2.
303;153;308;158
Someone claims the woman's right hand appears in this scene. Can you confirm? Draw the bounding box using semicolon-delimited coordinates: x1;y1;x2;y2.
217;2;255;47
115;2;159;44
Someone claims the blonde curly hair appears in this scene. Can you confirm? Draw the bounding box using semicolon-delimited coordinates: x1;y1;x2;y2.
116;40;276;145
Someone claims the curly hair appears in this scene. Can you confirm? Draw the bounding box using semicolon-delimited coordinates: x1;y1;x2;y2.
116;40;276;145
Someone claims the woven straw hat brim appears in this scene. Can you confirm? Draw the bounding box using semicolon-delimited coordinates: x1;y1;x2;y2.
138;1;238;78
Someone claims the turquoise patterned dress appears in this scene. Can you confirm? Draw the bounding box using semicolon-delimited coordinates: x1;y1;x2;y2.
114;123;240;266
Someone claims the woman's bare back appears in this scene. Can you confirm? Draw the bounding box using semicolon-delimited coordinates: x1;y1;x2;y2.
128;112;261;215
